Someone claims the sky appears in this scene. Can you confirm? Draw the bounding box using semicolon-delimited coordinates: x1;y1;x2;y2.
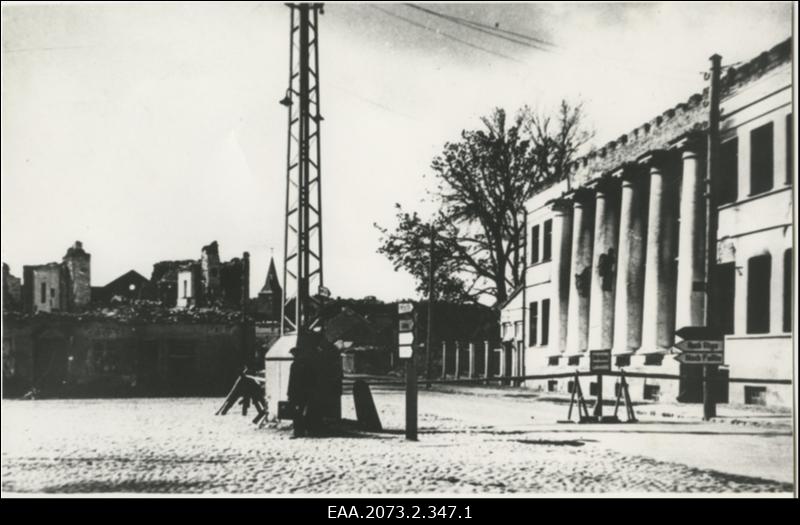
0;1;793;302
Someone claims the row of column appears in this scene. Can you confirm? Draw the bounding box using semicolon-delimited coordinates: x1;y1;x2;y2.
440;341;520;379
548;140;706;357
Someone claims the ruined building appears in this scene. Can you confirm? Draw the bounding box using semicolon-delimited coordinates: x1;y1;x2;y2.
2;263;22;311
151;241;249;309
18;241;92;313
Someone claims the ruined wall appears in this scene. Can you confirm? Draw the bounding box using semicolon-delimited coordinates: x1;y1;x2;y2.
201;241;221;303
62;241;91;310
2;313;252;398
22;264;65;313
3;263;22;311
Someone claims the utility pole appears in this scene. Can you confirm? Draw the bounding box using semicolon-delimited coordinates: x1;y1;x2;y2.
425;224;435;389
280;3;325;341
703;53;722;421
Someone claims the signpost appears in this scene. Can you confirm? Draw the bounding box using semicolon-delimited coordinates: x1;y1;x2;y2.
398;302;417;440
674;326;725;420
589;350;612;419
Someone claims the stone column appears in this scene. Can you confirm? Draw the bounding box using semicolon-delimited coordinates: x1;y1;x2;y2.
565;189;595;356
468;342;475;378
454;341;461;378
511;344;519;385
548;199;573;355
441;341;447;378
675;139;706;329
484;340;490;378
588;178;620;351
612;166;647;354
640;151;678;352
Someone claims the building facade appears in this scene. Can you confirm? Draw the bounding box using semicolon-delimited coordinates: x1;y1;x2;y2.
503;39;793;407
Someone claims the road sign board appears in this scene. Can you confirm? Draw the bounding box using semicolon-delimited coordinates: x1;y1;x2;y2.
399;331;414;346
398;318;414;332
674;352;724;365
398;302;414;315
675;326;724;341
589;350;612;372
674;339;724;353
398;346;413;359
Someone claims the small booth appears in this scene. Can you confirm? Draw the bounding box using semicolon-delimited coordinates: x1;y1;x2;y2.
264;331;343;423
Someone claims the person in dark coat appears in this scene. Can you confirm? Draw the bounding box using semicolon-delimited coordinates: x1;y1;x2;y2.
287;347;313;437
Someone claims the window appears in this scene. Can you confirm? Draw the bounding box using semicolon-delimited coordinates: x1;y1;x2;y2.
715;262;736;335
541;299;550;346
643;384;661;401
547;380;558;392
183;280;188;298
547;356;559;366
40;282;46;304
530;225;540;264
529;302;538;346
787;113;793;185
589;382;599;396
784;249;792;333
747;254;771;334
744;386;767;405
720;137;738;205
644;354;663;366
567;355;580;366
750;122;774;195
542;219;552;261
615;355;631;367
50;287;55;299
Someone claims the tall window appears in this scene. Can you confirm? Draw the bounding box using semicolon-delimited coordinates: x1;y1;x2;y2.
529;301;538;346
750;122;774;195
747;254;772;334
715;263;736;335
183;280;188;299
720;137;738;205
542;220;552;261
784;248;792;333
541;299;550;346
40;282;46;304
787;113;793;185
530;225;540;264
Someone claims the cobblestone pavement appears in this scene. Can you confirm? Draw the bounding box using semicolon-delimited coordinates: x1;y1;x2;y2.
1;392;794;494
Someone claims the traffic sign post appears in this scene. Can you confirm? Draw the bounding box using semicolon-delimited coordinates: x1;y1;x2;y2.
589;350;612;419
398;302;417;440
674;326;725;420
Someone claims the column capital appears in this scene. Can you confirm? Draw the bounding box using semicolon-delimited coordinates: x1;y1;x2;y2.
671;131;705;158
586;175;619;197
637;149;669;169
565;187;594;207
609;162;640;184
547;197;572;215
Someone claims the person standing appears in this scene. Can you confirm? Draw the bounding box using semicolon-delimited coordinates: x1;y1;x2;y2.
287;347;312;438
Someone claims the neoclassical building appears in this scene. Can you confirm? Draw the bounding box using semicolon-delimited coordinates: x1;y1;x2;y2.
501;38;793;407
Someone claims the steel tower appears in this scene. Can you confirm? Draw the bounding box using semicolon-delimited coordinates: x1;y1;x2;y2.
280;3;325;337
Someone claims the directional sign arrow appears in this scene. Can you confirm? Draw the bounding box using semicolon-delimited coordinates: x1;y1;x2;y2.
675;325;724;341
674;339;725;353
674;352;724;365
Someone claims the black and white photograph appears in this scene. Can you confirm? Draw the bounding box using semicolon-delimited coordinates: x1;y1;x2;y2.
0;1;797;499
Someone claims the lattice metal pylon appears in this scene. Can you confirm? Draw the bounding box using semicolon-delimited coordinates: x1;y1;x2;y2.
281;3;325;337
